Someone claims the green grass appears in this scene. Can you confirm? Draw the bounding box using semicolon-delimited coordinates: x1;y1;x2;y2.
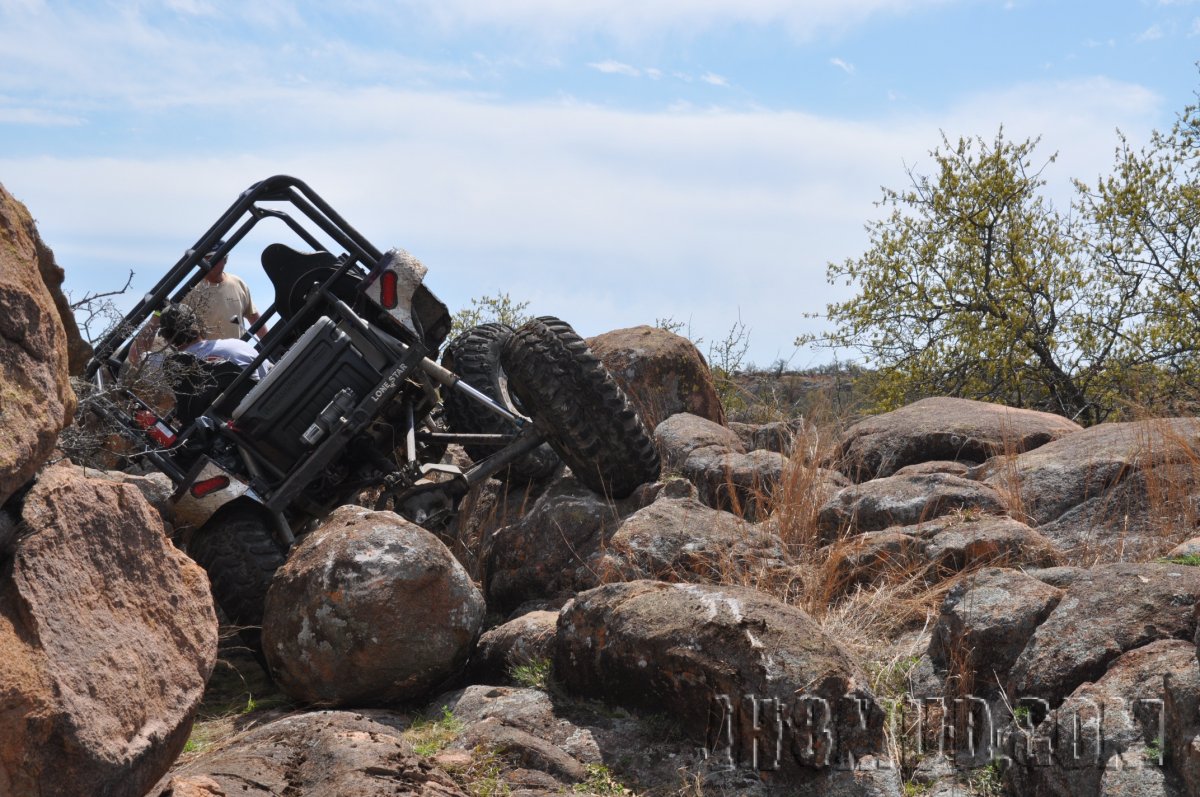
439;746;513;797
508;657;553;690
403;706;465;757
1158;553;1200;566
968;762;1004;796
574;763;635;796
868;653;922;700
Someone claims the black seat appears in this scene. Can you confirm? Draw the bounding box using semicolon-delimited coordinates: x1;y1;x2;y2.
259;242;451;352
168;353;256;427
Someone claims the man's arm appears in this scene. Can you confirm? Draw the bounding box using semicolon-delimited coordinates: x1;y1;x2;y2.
247;311;268;339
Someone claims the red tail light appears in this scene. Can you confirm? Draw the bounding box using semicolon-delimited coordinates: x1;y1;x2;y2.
190;476;230;498
379;270;399;309
134;409;176;447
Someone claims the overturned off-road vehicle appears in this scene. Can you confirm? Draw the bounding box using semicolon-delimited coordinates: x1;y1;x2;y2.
85;175;660;654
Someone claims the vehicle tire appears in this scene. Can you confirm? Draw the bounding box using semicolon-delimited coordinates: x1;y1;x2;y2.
500;316;661;499
440;323;560;484
188;502;288;664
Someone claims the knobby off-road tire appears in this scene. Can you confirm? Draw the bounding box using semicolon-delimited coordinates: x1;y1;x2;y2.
500;316;661;499
188;503;287;664
440;322;560;484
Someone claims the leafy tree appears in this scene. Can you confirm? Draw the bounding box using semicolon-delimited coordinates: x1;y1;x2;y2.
1074;94;1200;411
449;291;531;341
801;130;1128;424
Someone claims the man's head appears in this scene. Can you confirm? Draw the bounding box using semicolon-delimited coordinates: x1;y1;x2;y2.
202;240;228;284
159;303;203;347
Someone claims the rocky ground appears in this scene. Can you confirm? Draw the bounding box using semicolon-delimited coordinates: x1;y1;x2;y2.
5;181;1200;796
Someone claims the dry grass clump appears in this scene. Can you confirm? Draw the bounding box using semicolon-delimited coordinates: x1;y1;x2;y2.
985;413;1200;566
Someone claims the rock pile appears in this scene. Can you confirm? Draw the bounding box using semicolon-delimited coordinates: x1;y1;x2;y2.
9;177;1200;797
0;182;217;797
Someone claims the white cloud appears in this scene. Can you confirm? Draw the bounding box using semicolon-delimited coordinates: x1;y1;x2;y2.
830;57;856;74
0;106;83;125
1137;24;1165;41
400;0;958;41
700;72;730;87
0;75;1167;366
164;0;215;15
589;60;641;77
0;0;43;12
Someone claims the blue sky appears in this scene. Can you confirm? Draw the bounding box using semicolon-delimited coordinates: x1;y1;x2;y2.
2;0;1198;368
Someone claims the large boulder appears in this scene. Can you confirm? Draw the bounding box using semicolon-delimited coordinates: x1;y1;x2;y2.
1165;650;1200;796
262;505;486;706
1007;562;1200;707
481;475;643;615
467;610;558;685
433;685;715;794
654;412;745;470
985;418;1200;560
1;183;91;375
729;418;810;456
1006;640;1194;796
587;325;725;430
445;475;545;578
0;463;218;797
593;493;790;585
0;184;77;506
817;472;1008;542
680;446;787;521
830;516;1060;597
929;567;1063;695
836;397;1081;482
154;710;467;797
555;580;894;788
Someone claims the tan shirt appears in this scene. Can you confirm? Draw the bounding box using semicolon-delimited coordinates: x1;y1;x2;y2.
183;274;258;339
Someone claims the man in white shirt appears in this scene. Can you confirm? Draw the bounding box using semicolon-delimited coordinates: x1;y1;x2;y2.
183;241;268;341
128;241;269;366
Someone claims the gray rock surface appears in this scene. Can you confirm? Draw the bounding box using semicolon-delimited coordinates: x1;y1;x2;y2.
593;494;789;585
434;685;707;794
681;446;786;521
985;418;1200;560
468;610;557;685
929;567;1063;694
555;580;890;786
263;505;485;706
817;472;1009;542
654;412;745;470
729;418;809;455
1007;640;1194;797
1164;649;1200;797
836;396;1080;482
154;710;466;797
1007;563;1200;706
831;516;1060;596
482;475;644;614
892;460;975;478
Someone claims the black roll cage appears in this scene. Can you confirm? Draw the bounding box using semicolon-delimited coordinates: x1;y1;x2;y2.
83;175;540;523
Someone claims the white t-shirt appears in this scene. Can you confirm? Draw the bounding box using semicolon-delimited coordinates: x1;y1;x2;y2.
183;274;258;339
185;338;272;381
